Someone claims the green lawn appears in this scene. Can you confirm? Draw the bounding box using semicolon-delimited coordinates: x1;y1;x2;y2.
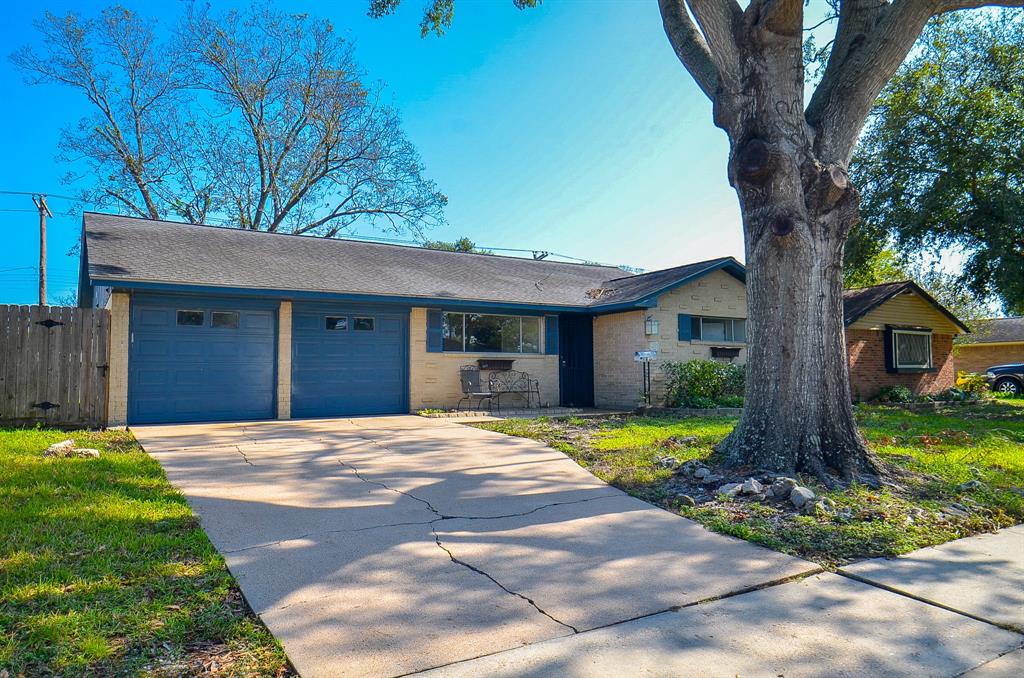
479;399;1024;567
0;428;290;676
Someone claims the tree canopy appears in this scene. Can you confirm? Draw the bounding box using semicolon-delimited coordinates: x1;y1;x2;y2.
422;236;491;253
847;11;1024;315
12;4;447;237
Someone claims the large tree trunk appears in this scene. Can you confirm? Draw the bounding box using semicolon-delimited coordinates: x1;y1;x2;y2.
709;21;877;481
718;203;876;480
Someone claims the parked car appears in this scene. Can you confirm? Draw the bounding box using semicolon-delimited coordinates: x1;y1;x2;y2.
985;364;1024;395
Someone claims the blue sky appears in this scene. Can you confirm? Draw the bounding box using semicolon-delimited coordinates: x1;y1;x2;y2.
0;0;776;304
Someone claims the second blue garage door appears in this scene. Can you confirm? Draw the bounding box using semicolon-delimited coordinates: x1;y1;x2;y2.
291;304;409;418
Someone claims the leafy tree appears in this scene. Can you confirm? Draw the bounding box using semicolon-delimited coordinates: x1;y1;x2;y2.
13;4;447;237
374;0;1024;484
849;11;1024;315
422;237;492;253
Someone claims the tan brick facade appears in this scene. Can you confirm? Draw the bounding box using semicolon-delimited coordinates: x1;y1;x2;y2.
955;343;1024;375
106;291;130;427
593;310;646;408
846;329;956;401
276;301;292;419
408;307;560;411
592;269;748;408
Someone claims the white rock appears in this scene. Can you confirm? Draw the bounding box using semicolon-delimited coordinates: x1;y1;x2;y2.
741;478;764;495
717;483;742;497
770;477;797;498
43;439;76;457
72;448;100;458
789;486;815;508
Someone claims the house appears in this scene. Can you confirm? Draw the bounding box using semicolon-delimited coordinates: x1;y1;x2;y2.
843;281;969;400
79;212;752;424
954;317;1024;375
78;213;967;425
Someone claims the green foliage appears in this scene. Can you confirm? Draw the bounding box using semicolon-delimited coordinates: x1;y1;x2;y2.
0;428;288;675
368;0;540;38
849;11;1024;315
662;359;744;408
872;385;916;404
422;236;491;253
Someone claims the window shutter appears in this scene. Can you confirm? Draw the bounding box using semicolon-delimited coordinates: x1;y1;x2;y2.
544;315;559;355
677;314;692;341
426;310;443;352
883;326;896;373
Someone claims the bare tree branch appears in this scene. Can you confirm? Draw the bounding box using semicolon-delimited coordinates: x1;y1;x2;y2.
658;0;719;99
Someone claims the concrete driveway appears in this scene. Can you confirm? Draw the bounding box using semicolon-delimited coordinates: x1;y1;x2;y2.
133;416;1022;678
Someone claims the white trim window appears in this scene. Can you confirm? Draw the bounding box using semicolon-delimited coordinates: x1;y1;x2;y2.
893;329;932;369
690;316;746;343
442;312;541;353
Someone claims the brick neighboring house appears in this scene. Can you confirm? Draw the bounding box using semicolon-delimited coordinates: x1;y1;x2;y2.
954;317;1024;375
843;281;969;401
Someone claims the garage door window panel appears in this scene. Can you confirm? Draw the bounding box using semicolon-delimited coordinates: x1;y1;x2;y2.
326;316;348;331
212;311;240;329
176;310;204;326
354;317;375;331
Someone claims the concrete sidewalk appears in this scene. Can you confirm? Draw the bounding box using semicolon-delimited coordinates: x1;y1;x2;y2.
134;417;1024;678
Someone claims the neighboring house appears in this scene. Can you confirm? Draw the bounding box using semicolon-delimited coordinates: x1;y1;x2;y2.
78;213;968;426
954;317;1024;375
843;281;969;401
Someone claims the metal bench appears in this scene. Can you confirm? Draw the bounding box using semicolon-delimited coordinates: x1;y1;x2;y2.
457;366;540;412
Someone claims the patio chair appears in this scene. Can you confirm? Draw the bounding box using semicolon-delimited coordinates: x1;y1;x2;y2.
457;366;493;412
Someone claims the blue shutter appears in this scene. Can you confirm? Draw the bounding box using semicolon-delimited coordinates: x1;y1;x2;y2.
544;315;559;355
677;314;692;341
427;310;443;352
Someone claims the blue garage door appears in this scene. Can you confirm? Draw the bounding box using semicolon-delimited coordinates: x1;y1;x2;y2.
291;305;408;418
129;296;277;424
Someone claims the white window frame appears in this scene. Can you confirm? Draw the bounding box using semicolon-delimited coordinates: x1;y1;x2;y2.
441;312;542;354
892;329;933;369
691;316;746;344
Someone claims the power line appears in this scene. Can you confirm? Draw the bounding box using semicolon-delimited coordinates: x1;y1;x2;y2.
0;190;81;201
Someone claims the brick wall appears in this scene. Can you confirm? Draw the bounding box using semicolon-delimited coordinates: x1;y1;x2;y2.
408;307;560;410
276;301;292;419
846;329;956;401
955;343;1024;375
106;291;130;427
593;310;646;408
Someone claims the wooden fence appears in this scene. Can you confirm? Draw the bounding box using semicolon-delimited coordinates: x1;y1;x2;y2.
0;305;110;428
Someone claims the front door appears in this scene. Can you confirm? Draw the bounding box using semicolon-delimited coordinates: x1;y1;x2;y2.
558;315;594;407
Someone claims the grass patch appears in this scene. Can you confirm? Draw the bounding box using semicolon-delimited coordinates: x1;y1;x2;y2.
478;401;1024;567
0;428;290;676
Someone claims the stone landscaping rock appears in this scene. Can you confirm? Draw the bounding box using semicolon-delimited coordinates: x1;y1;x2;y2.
770;478;798;500
789;486;815;508
717;483;742;498
43;439;76;457
676;495;697;507
1011;487;1024;498
693;467;712;480
664;435;698;448
655;456;680;470
942;505;970;519
700;473;724;485
741;478;764;495
43;440;100;459
957;479;984;491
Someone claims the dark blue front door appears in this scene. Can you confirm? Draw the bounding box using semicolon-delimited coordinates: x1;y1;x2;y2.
128;295;277;424
291;304;409;418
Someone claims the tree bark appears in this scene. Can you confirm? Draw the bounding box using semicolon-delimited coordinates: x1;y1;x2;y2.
703;4;877;481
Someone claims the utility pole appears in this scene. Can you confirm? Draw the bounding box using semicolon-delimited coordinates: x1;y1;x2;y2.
32;194;52;306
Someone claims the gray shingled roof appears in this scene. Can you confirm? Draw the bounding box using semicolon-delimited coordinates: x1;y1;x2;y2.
964;317;1024;344
83;212;634;308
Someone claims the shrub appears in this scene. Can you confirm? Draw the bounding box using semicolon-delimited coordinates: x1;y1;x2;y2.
956;371;990;394
662;359;745;408
717;394;745;408
873;385;915;403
